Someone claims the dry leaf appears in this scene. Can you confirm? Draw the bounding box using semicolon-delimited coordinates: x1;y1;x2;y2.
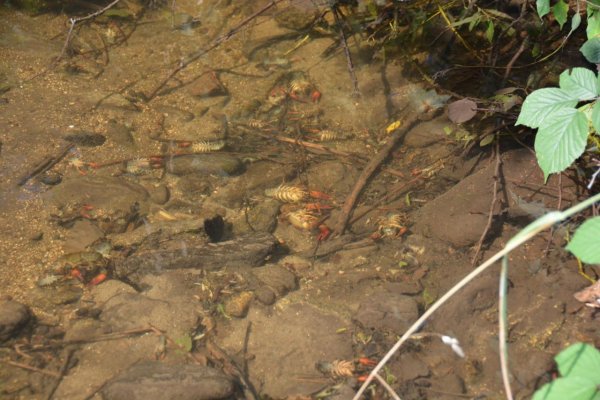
447;98;477;124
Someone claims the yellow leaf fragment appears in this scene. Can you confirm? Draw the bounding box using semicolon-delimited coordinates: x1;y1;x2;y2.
386;120;402;133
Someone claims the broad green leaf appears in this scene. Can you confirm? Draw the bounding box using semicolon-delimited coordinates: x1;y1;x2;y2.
532;376;599;400
559;68;600;100
485;21;494;43
571;13;581;34
174;334;193;352
587;12;600;39
555;343;600;383
552;0;568;29
591;101;600;133
516;88;578;128
537;0;550;18
581;37;600;63
534;107;588;180
566;218;600;264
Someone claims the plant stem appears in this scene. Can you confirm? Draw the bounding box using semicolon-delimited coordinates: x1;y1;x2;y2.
352;192;600;399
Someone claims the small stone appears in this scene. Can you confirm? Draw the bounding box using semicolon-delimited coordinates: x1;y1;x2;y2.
254;286;276;305
101;362;234;400
187;73;227;98
253;266;297;297
165;154;244;177
224;291;253;318
0;300;31;342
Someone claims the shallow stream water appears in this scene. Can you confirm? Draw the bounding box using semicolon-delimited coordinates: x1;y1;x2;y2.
0;1;598;399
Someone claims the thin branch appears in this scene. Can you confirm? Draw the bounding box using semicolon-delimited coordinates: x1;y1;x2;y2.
332;114;421;235
45;348;75;400
0;359;60;378
373;372;402;400
331;5;360;97
146;0;284;101
471;137;502;265
57;0;123;63
17;143;74;187
352;192;600;399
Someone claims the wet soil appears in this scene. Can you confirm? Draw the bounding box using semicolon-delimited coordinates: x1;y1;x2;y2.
1;1;599;399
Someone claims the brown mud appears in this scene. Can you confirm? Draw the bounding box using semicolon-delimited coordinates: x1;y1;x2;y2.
0;1;598;399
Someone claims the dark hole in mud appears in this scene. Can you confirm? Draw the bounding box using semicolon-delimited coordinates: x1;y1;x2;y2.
203;215;224;242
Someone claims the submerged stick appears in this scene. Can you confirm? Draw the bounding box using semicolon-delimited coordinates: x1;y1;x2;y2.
17;143;74;187
332;114;420;235
146;0;283;100
331;5;359;97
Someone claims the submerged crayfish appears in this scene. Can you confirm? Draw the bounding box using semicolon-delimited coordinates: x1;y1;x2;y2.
374;213;408;238
265;185;308;203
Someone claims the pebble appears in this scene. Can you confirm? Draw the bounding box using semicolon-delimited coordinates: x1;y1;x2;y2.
165;154;244;176
224;291;253;318
0;300;31;342
101;362;234;400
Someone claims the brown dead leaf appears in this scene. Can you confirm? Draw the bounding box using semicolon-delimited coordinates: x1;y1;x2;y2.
447;98;477;124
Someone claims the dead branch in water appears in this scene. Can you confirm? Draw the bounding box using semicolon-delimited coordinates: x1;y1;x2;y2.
45;348;75;400
146;0;284;101
471;137;502;265
332;114;421;236
58;0;123;63
17;143;74;187
330;4;360;97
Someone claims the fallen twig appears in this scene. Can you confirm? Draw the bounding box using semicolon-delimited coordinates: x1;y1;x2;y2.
0;359;61;378
332;114;421;235
206;338;258;400
45;348;75;400
330;4;359;97
352;192;600;399
57;0;123;63
25;327;154;351
471;137;502;265
17;143;74;187
146;0;284;100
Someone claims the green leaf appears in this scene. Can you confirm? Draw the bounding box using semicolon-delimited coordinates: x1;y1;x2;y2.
485;21;494;43
174;334;193;352
581;37;600;63
534;107;588;180
516;88;578;128
591;101;600;133
537;0;550;18
468;13;481;31
587;12;600;39
552;0;568;29
570;12;581;34
532;376;599;400
559;68;600;100
479;134;495;147
566;218;600;264
555;343;600;382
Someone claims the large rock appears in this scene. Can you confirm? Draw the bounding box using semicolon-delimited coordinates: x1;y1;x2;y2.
354;291;419;333
101;362;234;400
0;300;31;342
165;154;243;176
412;149;579;247
217;302;353;398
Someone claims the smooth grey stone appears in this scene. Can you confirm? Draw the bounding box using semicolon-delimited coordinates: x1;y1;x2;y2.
101;362;234;400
